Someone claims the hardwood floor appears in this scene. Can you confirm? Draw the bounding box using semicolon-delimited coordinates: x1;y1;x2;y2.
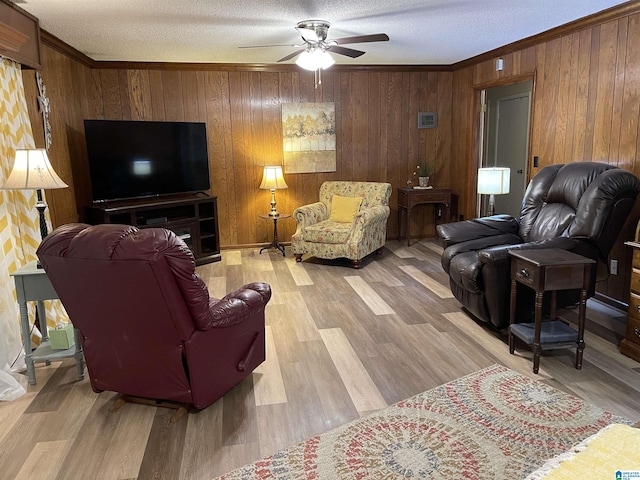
1;240;639;479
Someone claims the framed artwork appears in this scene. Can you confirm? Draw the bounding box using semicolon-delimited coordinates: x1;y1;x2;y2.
282;102;336;173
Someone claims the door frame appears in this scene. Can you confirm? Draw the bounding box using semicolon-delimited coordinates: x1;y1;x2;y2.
471;73;537;218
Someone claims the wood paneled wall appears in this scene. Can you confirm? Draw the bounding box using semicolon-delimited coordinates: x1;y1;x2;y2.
23;45;92;228
449;10;640;303
19;3;640;304
451;12;640;218
24;49;454;247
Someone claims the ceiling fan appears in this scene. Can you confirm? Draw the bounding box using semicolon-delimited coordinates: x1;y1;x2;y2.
240;20;390;65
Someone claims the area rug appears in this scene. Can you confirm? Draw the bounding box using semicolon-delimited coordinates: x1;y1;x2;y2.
216;364;631;479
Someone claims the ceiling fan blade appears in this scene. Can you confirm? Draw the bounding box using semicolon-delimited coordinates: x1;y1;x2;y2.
328;45;366;58
333;33;390;45
239;44;301;49
277;49;305;62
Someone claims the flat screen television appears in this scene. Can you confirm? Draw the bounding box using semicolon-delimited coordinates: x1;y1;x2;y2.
84;119;210;202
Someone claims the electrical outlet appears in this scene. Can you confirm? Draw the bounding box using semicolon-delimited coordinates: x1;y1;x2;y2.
610;259;618;275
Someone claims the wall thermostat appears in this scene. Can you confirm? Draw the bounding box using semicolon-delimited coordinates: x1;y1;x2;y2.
418;112;437;129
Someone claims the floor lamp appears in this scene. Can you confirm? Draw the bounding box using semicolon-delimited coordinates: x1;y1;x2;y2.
0;148;68;243
477;167;510;216
259;166;288;217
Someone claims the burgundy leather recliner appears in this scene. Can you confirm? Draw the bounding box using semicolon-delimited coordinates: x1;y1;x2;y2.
437;162;640;329
37;223;271;410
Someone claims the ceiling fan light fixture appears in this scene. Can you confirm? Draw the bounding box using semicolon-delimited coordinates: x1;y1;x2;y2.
296;20;330;43
295;49;335;71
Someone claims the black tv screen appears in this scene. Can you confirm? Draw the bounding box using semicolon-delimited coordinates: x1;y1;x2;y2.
84;119;210;202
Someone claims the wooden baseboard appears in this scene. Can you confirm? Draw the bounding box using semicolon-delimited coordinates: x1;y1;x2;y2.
593;292;628;312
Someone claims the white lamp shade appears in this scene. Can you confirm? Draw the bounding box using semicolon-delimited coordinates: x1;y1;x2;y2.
477;167;510;195
1;149;68;190
259;166;288;190
295;49;335;71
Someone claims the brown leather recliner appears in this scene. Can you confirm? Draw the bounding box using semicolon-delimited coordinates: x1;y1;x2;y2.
37;223;271;410
436;162;640;329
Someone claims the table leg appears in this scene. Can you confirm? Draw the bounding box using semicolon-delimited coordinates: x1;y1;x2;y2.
442;203;451;223
18;302;36;385
36;300;48;341
273;219;285;256
259;218;285;256
398;207;411;246
509;278;517;354
575;265;591;370
575;288;587;369
37;300;51;366
533;291;544;374
406;207;412;246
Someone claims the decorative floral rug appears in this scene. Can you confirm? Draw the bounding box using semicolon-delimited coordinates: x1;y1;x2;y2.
216;364;631;479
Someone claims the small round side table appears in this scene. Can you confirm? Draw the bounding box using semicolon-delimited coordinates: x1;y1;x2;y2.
259;214;291;256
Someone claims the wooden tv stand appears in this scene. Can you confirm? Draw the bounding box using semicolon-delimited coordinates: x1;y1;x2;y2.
86;195;221;265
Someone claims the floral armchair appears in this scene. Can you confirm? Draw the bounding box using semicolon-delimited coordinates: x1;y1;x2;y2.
291;181;392;268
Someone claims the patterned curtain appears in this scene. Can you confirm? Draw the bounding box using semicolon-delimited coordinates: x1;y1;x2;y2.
0;58;43;375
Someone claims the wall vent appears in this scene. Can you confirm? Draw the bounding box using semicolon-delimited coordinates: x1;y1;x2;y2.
418;112;437;129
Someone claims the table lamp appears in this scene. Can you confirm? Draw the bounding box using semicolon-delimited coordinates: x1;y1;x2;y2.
259;166;288;217
477;167;510;216
0;148;68;240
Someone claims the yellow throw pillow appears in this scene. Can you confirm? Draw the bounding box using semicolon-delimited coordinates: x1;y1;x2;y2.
328;195;363;223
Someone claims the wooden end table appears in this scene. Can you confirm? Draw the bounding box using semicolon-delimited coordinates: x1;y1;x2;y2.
259;214;290;256
508;249;594;374
397;187;452;246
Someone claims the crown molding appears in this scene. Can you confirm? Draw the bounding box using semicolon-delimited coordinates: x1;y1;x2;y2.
452;1;640;70
40;30;95;67
90;61;452;72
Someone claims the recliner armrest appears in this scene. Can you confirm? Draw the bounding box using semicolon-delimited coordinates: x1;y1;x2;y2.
441;233;522;274
206;282;272;329
436;215;519;249
478;237;580;265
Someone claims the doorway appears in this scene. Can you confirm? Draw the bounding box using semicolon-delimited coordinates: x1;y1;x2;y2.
479;80;532;218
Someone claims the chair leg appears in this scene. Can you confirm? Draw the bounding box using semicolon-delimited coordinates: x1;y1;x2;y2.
351;259;361;269
294;254;303;263
508;328;515;354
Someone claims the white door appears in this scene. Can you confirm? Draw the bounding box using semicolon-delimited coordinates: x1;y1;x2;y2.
482;81;532;218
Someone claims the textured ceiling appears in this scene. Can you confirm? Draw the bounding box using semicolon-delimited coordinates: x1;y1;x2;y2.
15;0;631;65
